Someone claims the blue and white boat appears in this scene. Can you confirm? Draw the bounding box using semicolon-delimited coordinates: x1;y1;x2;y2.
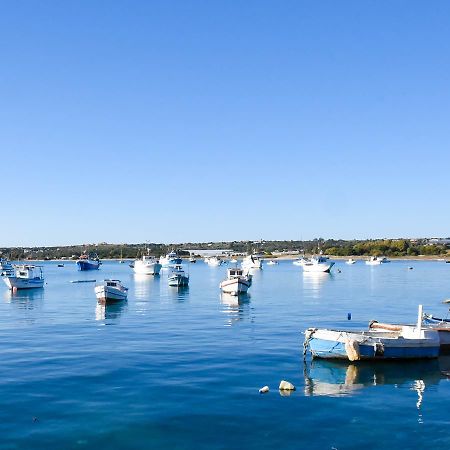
76;252;101;271
3;265;44;290
160;251;182;267
302;256;334;273
0;258;14;277
168;264;189;287
304;306;440;361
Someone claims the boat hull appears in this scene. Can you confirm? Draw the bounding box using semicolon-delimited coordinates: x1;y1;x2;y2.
133;261;162;275
220;278;251;295
95;286;127;302
168;275;189;287
3;277;44;290
307;328;440;360
303;261;335;273
77;260;100;271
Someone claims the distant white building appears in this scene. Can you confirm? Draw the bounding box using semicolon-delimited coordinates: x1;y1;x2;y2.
428;238;450;245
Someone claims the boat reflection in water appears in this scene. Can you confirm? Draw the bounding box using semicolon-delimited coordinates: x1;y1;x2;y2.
303;358;450;408
220;292;251;326
302;272;333;298
95;300;128;321
3;288;44;309
168;284;190;302
133;273;161;301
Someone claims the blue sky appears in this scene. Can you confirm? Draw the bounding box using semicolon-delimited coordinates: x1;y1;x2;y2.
1;0;449;246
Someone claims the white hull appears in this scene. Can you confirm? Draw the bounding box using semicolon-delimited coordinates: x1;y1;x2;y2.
95;285;128;302
293;259;305;266
302;262;335;273
220;278;251;295
133;260;162;275
3;277;44;290
168;275;189;287
241;257;262;270
346;259;356;265
366;260;382;265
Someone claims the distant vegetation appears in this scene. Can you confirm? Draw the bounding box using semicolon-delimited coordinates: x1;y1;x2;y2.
0;238;448;260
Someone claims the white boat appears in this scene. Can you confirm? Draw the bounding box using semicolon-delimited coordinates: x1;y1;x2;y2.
168;264;189;287
3;265;44;290
304;306;440;361
302;256;334;273
95;279;128;302
241;255;262;270
346;258;357;265
220;268;252;296
266;260;278;265
366;256;383;265
293;257;306;266
205;256;222;266
160;251;182;267
133;253;162;275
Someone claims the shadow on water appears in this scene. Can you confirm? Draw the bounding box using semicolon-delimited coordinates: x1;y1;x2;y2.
3;288;44;309
220;292;251;326
302;357;450;408
168;285;190;302
95;300;128;321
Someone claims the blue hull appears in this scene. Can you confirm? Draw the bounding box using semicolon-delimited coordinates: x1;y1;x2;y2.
169;258;183;265
310;338;439;360
77;260;100;271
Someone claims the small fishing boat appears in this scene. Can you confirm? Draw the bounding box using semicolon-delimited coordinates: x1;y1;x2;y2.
302;256;334;273
77;252;101;271
346;258;356;265
168;265;189;287
133;252;162;275
293;257;306;266
0;258;15;277
220;267;252;296
57;263;64;268
365;256;381;265
95;279;128;302
241;255;262;270
189;255;196;263
266;260;278;265
3;265;44;290
205;256;222;266
160;251;182;267
304;306;440;361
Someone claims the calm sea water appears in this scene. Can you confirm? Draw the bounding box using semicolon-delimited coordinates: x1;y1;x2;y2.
1;260;450;449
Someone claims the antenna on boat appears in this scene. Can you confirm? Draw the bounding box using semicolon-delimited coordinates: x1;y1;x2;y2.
416;304;423;336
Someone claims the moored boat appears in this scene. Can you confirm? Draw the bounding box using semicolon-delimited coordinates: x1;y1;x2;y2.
0;258;15;277
205;256;222;266
241;255;262;270
3;265;44;290
95;279;128;302
77;252;101;271
302;256;334;273
304;306;440;361
366;256;383;265
160;251;182;267
266;260;278;265
168;264;189;287
220;267;252;296
133;252;162;275
346;258;356;265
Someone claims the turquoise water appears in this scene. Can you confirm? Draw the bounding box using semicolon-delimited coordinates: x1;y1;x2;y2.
1;260;450;449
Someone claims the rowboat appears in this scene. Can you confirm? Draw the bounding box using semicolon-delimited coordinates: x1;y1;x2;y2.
304;306;440;361
95;279;128;302
220;268;252;296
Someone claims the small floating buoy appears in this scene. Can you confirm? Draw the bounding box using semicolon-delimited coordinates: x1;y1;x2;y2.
259;386;269;394
408;267;413;270
347;312;352;320
32;417;39;423
279;380;295;391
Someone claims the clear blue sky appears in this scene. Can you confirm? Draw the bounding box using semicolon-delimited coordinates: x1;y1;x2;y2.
1;0;449;246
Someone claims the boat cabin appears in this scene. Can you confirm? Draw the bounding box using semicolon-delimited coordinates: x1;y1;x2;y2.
15;265;43;280
228;268;244;278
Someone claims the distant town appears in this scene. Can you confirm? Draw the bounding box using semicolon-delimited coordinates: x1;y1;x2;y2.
1;238;449;260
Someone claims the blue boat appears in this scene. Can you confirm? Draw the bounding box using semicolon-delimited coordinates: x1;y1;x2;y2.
304;306;440;361
76;252;101;271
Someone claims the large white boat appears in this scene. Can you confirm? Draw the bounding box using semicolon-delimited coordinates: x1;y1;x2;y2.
3;265;44;290
205;256;222;266
302;256;334;273
133;253;162;275
95;279;128;302
220;268;252;296
241;255;262;270
168;265;189;287
160;251;182;267
366;256;383;265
